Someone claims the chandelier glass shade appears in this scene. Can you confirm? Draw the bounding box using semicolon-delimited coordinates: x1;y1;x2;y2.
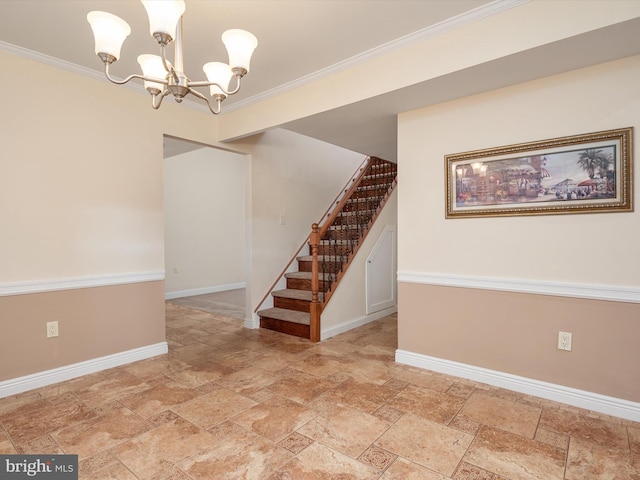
87;0;257;114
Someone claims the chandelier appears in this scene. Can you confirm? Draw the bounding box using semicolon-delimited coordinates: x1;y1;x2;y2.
87;0;257;115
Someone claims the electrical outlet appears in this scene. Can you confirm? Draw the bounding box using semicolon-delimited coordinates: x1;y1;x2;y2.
558;331;572;351
47;321;59;338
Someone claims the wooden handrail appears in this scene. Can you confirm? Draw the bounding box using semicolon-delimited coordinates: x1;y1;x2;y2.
253;155;372;314
317;156;381;239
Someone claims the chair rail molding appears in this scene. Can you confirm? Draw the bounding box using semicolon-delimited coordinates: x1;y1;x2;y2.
397;271;640;304
0;271;165;296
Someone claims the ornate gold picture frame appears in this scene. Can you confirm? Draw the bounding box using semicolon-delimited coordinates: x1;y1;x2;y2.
445;127;633;218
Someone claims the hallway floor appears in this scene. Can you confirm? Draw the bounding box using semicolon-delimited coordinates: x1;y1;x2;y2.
167;288;246;319
0;303;638;479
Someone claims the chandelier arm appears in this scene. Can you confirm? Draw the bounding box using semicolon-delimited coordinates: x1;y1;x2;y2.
151;89;172;110
103;63;146;85
188;74;242;96
187;87;222;115
104;63;169;87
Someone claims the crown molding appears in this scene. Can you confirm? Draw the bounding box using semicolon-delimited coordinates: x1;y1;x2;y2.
0;0;528;115
0;40;105;82
224;0;529;112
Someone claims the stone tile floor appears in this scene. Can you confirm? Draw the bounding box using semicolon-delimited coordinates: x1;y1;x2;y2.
0;303;639;479
167;289;246;320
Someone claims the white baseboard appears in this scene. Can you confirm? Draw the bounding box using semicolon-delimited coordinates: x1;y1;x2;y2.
322;306;397;341
0;342;168;399
165;282;246;300
245;313;260;329
395;349;640;422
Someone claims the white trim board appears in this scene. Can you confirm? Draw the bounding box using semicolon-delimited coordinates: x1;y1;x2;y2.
165;282;246;300
321;306;397;341
398;271;640;304
246;313;260;330
0;271;165;297
396;349;640;422
0;342;168;399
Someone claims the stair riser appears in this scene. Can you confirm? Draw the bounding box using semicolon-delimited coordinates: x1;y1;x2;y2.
298;259;344;273
273;296;311;312
260;317;310;339
333;214;372;226
286;278;332;292
360;176;395;187
370;162;396;171
352;187;389;199
287;277;311;290
323;229;361;241
317;244;353;255
342;201;380;212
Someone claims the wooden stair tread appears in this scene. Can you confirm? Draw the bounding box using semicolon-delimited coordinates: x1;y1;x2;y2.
285;271;333;280
356;184;393;190
319;239;350;244
272;289;324;301
363;171;395;177
339;210;376;216
296;255;344;262
329;224;361;230
257;307;310;325
345;197;383;204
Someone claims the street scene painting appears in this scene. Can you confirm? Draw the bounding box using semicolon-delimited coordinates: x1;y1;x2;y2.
445;128;633;218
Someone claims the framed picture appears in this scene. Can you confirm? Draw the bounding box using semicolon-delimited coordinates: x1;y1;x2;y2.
445;127;633;218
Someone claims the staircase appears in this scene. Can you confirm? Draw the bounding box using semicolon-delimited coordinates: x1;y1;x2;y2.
257;156;397;342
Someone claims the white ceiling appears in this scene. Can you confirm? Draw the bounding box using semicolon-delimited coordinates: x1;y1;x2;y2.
1;1;639;160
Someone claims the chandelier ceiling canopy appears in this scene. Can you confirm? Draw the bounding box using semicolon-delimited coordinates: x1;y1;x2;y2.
87;0;258;115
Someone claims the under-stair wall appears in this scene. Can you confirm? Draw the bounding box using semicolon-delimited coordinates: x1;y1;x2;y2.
320;187;397;339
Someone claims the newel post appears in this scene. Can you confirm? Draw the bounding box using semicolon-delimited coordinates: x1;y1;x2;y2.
309;223;321;342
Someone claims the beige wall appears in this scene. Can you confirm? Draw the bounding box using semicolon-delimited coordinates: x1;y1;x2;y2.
218;1;640;145
0;51;367;384
397;56;640;402
164;147;247;296
399;284;640;402
0;282;165;382
0;51;221;383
